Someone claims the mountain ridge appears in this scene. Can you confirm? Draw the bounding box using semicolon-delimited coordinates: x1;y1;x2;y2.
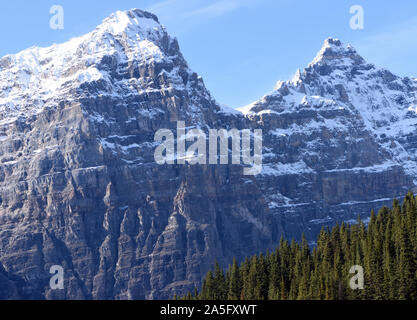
237;37;416;241
0;9;416;300
0;8;275;300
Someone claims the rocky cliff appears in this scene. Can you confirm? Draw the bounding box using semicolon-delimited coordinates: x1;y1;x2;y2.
0;9;277;299
0;10;415;299
240;38;417;241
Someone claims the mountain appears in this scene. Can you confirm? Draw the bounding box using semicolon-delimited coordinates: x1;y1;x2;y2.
241;37;417;241
0;9;415;300
0;9;276;299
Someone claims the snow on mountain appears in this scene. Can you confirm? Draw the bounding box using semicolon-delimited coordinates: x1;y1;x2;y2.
1;6;417;299
233;37;417;240
0;9;205;125
0;9;270;300
242;37;417;182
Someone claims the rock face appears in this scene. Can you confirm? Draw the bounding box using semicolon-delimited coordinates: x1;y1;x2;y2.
0;263;21;299
0;10;415;300
0;9;277;300
239;38;417;241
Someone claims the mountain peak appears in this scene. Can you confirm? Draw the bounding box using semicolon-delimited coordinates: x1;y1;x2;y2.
323;37;343;48
96;9;163;39
309;37;365;67
0;8;183;122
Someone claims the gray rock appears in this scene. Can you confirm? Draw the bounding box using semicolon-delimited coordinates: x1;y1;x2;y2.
0;9;277;300
0;13;416;300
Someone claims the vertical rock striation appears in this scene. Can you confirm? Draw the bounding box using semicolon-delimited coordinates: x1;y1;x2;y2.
0;9;276;299
0;10;416;299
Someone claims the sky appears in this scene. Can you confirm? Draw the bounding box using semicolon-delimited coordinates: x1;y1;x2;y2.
1;1;417;108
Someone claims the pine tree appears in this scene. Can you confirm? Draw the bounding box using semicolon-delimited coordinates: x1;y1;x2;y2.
255;253;269;300
200;270;215;300
227;258;242;300
213;261;227;300
184;193;417;301
267;250;280;300
398;218;416;299
246;255;258;300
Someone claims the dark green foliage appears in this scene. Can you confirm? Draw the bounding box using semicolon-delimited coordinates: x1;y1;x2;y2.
181;192;417;300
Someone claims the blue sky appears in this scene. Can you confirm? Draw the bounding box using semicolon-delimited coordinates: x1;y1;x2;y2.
1;1;417;107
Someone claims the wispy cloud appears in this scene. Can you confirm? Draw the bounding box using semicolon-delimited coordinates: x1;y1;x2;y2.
145;0;180;14
183;0;259;19
354;16;417;67
144;0;262;35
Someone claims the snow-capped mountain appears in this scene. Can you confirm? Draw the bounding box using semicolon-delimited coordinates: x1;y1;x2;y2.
0;9;415;300
0;10;216;127
0;9;275;300
240;37;416;239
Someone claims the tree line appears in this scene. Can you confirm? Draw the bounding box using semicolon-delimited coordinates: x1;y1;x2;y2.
178;192;417;300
